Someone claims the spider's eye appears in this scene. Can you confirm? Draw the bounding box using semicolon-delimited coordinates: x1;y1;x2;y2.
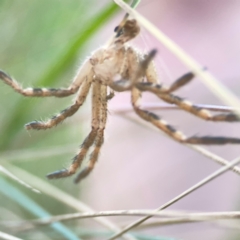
114;26;119;32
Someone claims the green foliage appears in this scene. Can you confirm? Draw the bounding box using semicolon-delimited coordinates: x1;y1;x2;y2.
0;1;121;239
0;0;120;149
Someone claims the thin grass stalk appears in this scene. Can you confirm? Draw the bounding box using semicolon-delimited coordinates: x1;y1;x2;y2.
3;163;137;240
107;156;240;239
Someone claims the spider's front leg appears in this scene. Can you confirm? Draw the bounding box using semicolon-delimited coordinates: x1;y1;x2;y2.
0;60;92;98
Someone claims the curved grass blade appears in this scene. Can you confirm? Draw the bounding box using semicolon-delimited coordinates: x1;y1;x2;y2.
1;1;123;149
0;177;81;240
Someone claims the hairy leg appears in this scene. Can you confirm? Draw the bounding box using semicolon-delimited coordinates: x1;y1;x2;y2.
0;70;80;97
136;71;195;94
0;60;92;97
25;73;93;130
157;92;240;122
74;84;107;183
47;81;102;179
131;87;240;144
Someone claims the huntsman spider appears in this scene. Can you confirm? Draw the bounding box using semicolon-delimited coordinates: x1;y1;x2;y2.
1;16;240;183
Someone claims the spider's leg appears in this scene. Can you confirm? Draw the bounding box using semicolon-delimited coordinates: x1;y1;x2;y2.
158;93;240;122
109;49;158;92
132;87;240;144
136;71;195;94
74;84;107;183
47;81;102;179
0;70;79;97
135;50;239;122
0;60;92;97
109;49;193;94
26;73;92;130
136;47;196;93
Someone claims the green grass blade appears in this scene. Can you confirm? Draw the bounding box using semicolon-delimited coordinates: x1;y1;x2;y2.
0;2;122;149
0;177;81;240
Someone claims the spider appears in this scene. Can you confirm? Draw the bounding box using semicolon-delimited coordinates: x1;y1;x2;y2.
1;16;240;184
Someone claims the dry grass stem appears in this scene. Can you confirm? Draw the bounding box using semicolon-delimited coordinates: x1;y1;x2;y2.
0;231;23;240
9;210;240;230
107;156;240;239
0;166;40;193
120;114;240;175
111;103;238;114
3;163;137;240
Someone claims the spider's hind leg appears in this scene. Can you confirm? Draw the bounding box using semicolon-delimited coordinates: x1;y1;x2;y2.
47;82;107;181
47;128;98;179
74;84;107;183
132;87;240;145
74;128;104;183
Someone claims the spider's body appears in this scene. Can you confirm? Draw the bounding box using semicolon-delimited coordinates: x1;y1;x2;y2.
1;17;240;183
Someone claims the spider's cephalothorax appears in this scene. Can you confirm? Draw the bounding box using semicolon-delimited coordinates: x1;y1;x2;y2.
1;17;240;183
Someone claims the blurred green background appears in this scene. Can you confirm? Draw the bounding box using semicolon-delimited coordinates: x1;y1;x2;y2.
0;1;122;239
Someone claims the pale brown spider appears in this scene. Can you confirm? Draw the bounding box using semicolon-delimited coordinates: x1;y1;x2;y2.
1;16;240;183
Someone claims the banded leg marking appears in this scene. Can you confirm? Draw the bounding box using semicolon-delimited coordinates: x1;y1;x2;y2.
47;128;98;179
0;70;79;97
136;72;195;94
47;82;107;180
159;93;240;122
74;129;104;183
75;84;107;183
25;76;92;130
132;88;240;145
